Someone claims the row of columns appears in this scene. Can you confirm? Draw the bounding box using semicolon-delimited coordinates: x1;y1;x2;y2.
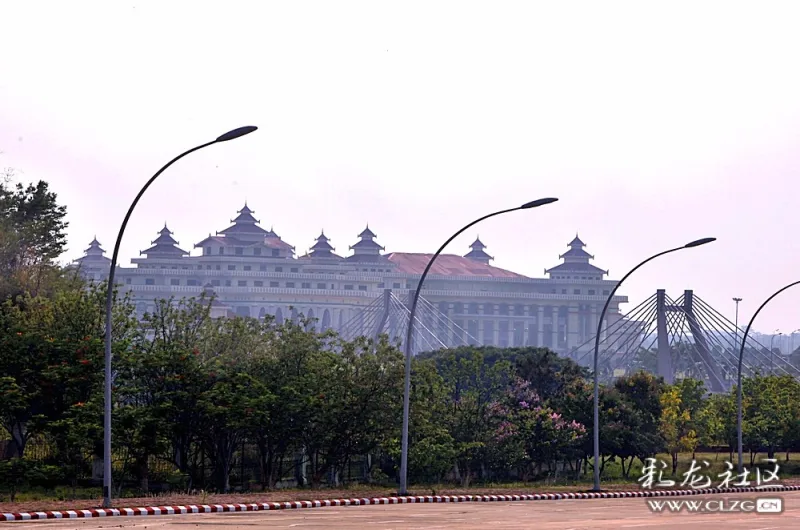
135;295;618;356
225;300;618;355
434;302;614;353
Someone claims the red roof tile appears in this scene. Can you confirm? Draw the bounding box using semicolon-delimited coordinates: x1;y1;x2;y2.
263;236;295;250
386;253;528;278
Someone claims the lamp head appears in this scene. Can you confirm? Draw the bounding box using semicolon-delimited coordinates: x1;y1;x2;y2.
684;237;716;248
216;126;258;143
520;197;559;209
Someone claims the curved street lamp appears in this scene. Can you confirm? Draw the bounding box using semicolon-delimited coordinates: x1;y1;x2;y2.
398;197;559;495
102;126;258;507
736;280;800;473
591;237;717;491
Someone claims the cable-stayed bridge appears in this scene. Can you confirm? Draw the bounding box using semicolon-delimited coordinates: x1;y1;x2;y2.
337;289;481;354
333;288;800;392
574;289;800;391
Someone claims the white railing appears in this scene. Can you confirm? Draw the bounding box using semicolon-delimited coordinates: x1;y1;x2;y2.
122;284;626;304
393;288;627;303
126;285;377;298
115;267;389;282
114;260;620;285
110;269;619;297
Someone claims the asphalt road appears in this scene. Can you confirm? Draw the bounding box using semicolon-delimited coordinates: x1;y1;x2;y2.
7;491;800;529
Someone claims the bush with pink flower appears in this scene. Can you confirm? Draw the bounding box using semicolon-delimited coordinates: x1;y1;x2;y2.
488;377;587;479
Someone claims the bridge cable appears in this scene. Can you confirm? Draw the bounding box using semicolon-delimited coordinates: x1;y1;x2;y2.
693;296;797;377
573;292;658;362
615;300;661;366
597;301;661;377
596;295;659;358
688;303;745;376
414;294;480;347
694;295;799;376
617;297;683;374
575;293;659;364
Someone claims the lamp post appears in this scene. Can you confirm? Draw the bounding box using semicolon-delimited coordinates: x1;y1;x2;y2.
733;298;742;360
591;237;717;492
102;126;258;508
397;197;559;495
769;329;782;374
736;280;800;473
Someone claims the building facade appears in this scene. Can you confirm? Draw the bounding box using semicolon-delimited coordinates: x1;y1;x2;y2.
73;204;628;354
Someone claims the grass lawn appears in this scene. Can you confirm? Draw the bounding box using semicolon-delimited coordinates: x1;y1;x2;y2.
598;451;800;483
1;452;798;513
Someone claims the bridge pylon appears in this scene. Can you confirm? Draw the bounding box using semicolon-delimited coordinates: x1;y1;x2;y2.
576;289;800;390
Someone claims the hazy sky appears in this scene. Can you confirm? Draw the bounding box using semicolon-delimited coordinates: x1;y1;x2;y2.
2;1;799;335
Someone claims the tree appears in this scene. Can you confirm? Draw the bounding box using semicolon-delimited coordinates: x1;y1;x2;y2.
0;281;134;461
659;386;683;473
698;392;736;460
300;335;404;488
551;375;595;476
198;356;271;493
742;375;800;462
491;377;586;480
607;371;665;477
115;295;213;490
660;378;705;475
246;317;316;489
436;349;513;486
659;378;706;473
402;358;457;483
0;179;68;298
511;347;588;404
419;345;587;406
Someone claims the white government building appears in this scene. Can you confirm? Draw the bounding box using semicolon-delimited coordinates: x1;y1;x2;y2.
73;204;627;355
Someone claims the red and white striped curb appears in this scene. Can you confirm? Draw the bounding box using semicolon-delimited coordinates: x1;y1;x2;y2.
3;485;798;522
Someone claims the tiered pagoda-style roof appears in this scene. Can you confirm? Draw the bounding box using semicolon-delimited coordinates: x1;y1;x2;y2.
560;235;594;260
463;236;493;264
194;203;295;253
358;226;377;239
346;225;386;262
112;198;613;282
545;234;608;278
140;224;188;257
302;230;342;260
73;237;111;266
216;203;269;241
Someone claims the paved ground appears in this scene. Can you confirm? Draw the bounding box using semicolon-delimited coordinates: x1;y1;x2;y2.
7;491;800;529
